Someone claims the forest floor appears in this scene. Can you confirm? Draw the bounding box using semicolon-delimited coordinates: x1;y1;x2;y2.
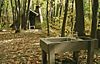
0;29;44;64
0;29;100;64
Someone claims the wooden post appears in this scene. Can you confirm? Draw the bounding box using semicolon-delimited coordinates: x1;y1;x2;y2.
48;49;55;64
42;50;47;64
87;40;95;64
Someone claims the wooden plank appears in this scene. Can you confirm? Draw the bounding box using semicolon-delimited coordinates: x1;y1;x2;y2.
40;37;98;64
42;50;47;64
87;40;95;64
48;48;55;64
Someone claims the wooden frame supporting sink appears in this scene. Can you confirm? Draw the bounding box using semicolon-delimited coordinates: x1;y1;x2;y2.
40;37;98;64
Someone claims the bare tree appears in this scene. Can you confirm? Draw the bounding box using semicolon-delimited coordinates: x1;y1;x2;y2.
0;0;4;17
21;0;27;29
97;12;100;47
10;0;17;29
74;0;85;36
59;0;63;17
61;0;69;37
14;0;21;33
47;0;50;36
22;0;31;30
10;0;31;31
25;0;31;29
91;0;99;38
73;0;85;64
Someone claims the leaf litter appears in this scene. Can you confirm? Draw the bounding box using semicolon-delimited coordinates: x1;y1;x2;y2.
0;31;100;64
0;31;42;64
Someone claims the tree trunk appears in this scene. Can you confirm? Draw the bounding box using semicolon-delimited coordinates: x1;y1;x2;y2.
0;0;4;17
97;12;100;47
47;0;50;36
21;0;27;29
61;0;69;37
14;0;21;33
98;12;100;29
56;1;60;17
0;0;4;24
10;0;17;29
50;0;53;22
53;0;55;17
6;1;9;24
70;0;74;32
10;0;15;29
91;0;98;38
73;0;85;64
74;0;85;36
59;0;63;17
25;0;31;30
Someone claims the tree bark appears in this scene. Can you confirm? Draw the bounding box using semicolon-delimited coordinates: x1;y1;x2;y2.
25;0;31;30
61;0;69;37
50;0;53;22
74;0;85;36
21;0;27;29
0;0;4;25
70;0;74;32
47;0;50;36
14;0;21;33
6;1;9;23
73;0;85;63
59;0;63;17
0;0;4;17
97;12;100;47
91;0;98;38
56;1;60;17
